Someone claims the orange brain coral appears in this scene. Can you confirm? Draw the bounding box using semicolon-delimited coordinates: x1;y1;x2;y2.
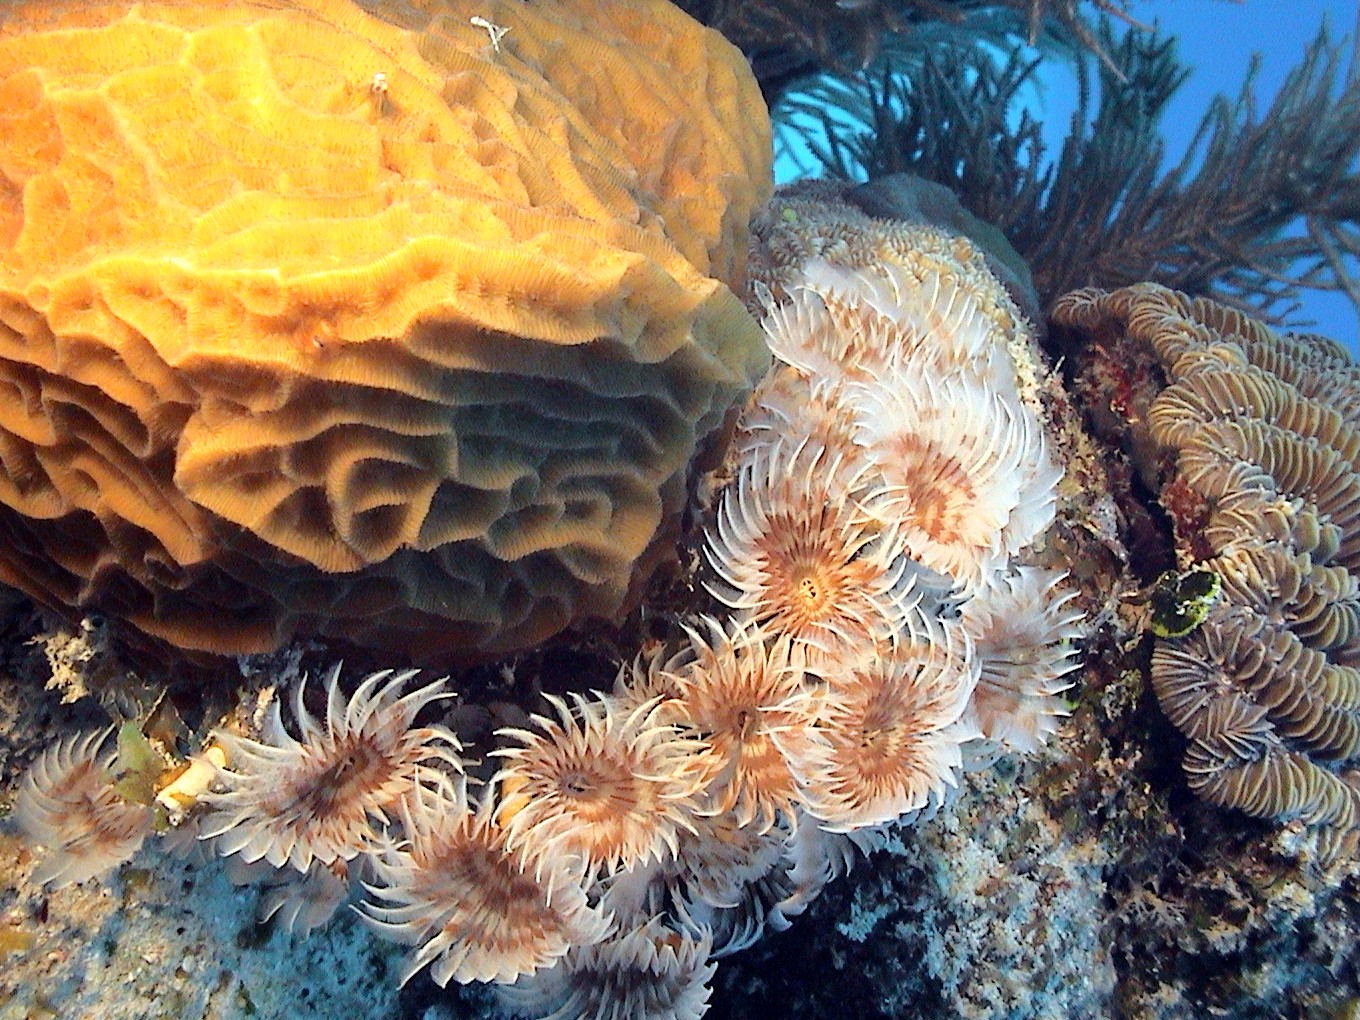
0;0;772;659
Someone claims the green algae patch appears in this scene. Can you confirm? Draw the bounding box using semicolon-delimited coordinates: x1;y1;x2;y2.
1149;569;1221;638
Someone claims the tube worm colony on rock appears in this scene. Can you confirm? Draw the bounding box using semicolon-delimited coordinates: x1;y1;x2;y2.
15;182;1083;1016
3;2;1089;1017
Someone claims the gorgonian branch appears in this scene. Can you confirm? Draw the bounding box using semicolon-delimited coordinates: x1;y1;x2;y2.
774;16;1360;330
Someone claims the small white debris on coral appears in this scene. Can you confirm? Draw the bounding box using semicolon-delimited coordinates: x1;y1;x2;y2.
470;14;510;51
155;743;227;823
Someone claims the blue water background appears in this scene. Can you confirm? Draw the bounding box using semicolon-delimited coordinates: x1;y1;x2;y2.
772;0;1360;354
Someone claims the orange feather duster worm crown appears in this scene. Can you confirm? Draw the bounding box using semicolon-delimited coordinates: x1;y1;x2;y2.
0;0;772;661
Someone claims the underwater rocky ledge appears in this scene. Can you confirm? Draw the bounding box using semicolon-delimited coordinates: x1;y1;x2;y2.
2;538;1358;1020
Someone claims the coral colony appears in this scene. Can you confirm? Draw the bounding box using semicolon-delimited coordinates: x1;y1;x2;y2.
11;0;1360;1018
0;0;772;662
1055;285;1360;858
15;191;1083;1016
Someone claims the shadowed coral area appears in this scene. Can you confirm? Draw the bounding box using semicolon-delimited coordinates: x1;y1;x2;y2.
0;0;772;661
1055;283;1360;856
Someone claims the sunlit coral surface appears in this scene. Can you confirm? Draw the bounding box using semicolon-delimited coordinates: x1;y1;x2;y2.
0;0;771;661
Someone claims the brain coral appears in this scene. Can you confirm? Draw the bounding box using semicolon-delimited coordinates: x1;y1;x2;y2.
1053;283;1360;854
0;0;772;660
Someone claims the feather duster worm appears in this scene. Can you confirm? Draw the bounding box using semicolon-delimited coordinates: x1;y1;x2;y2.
14;727;155;888
359;779;611;987
772;814;882;925
851;362;1044;586
961;567;1084;754
10;189;1081;1018
733;367;862;472
492;693;710;878
199;667;464;872
498;918;716;1020
705;438;951;658
670;809;789;914
256;860;352;936
761;261;1002;389
750;215;1061;596
670;617;818;832
789;638;979;832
